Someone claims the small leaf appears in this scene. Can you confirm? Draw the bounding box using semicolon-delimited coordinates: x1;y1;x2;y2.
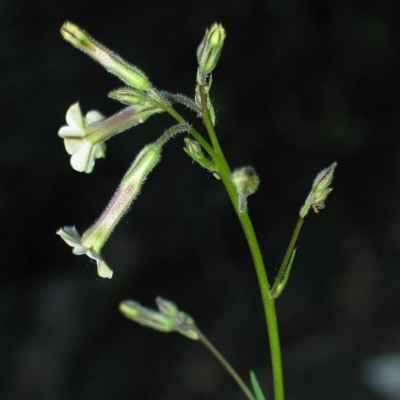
250;371;267;400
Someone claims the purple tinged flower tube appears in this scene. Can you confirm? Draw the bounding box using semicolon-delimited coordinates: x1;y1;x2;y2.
57;143;162;278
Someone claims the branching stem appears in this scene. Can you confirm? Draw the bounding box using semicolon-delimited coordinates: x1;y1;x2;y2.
198;85;285;400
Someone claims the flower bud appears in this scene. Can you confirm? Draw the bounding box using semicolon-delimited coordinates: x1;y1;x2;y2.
231;166;260;195
231;166;260;214
119;300;175;332
196;23;226;75
183;138;218;176
184;137;202;156
156;297;179;317
61;21;151;91
108;87;146;105
299;162;337;218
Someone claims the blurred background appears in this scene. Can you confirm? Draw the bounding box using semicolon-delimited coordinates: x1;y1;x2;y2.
1;0;400;399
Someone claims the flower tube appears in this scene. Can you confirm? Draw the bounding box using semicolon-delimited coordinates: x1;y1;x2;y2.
57;143;162;278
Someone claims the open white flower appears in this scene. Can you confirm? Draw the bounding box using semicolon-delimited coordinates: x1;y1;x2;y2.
58;103;106;173
58;102;164;173
56;225;113;279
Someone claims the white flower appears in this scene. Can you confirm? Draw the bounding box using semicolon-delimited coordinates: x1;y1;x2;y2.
58;102;107;173
56;225;113;279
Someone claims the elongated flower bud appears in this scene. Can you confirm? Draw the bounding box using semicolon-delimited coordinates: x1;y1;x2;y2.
119;300;175;332
61;21;151;91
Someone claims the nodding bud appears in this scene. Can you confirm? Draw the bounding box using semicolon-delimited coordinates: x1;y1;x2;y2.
120;298;199;340
196;23;226;76
61;21;151;91
231;166;260;214
300;162;337;218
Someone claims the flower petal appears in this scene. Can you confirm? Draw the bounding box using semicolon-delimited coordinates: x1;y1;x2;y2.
66;102;85;130
86;249;113;279
85;110;105;124
57;226;113;278
58;125;83;138
96;259;113;279
63;138;83;155
93;142;107;160
56;226;87;254
70;140;96;173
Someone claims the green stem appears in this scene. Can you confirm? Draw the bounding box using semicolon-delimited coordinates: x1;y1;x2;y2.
271;217;304;297
198;86;285;400
155;102;216;159
198;330;256;400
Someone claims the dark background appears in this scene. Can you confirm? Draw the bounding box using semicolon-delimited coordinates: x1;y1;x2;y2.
1;0;400;399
